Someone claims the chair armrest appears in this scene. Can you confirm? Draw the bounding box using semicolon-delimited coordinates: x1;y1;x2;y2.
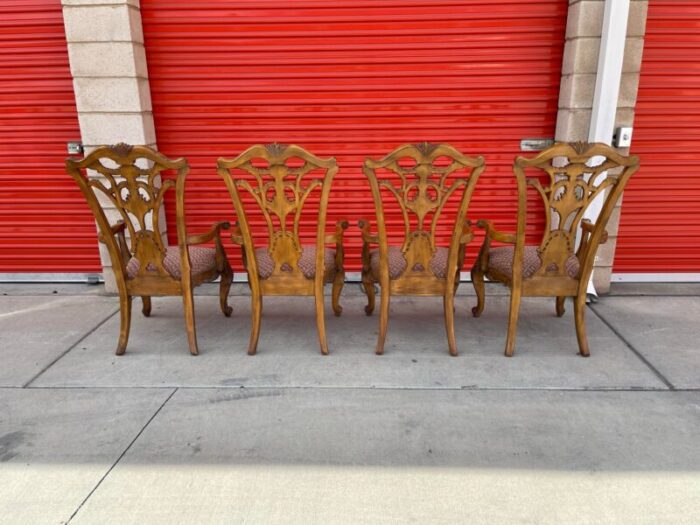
357;219;379;244
186;221;230;246
324;220;349;244
229;222;244;245
326;221;349;273
110;221;127;236
581;219;608;244
97;221;127;244
459;219;475;245
577;219;609;262
472;220;514;273
476;220;516;244
97;220;131;268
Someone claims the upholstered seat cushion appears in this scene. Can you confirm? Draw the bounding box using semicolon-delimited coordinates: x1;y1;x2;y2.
488;245;580;279
370;246;450;280
126;246;217;279
254;245;336;282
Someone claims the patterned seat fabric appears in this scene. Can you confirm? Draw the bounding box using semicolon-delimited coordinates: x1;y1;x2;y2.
254;245;336;282
488;245;580;279
126;246;217;279
370;245;450;280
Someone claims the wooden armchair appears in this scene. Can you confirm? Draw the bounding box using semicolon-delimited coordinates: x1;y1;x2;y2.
360;142;485;356
470;142;640;357
65;144;233;356
217;143;347;356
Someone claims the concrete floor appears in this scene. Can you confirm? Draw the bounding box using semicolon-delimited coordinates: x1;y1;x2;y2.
1;283;699;524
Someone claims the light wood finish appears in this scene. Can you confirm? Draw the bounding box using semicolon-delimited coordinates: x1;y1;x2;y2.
360;142;485;356
66;143;233;356
217;143;346;356
471;141;640;357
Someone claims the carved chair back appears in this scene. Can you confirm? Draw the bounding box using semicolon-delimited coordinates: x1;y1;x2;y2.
363;142;485;283
65;144;189;284
513;142;640;282
217;144;338;285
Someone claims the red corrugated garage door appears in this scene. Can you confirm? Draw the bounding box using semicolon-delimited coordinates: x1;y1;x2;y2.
614;2;700;273
0;0;101;274
141;0;566;271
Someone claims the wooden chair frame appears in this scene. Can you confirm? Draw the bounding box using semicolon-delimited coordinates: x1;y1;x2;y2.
66;143;233;356
359;142;485;356
471;141;640;357
217;143;347;356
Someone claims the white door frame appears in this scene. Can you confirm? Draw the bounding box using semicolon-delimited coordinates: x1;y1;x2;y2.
585;0;630;294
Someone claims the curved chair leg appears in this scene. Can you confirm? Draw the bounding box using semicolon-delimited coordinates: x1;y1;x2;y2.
574;294;590;357
376;288;390;355
219;265;233;317
504;289;522;357
247;292;262;356
555;296;566;317
361;272;376;316
444;290;458;356
141;296;151;317
331;272;345;317
181;280;199;356
471;266;486;317
116;295;132;355
315;282;329;355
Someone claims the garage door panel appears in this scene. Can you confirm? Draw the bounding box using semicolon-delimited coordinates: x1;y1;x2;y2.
0;0;100;273
615;1;700;273
141;0;565;271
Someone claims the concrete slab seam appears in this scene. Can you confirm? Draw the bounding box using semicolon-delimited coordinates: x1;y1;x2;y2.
19;385;694;393
65;387;178;524
588;305;675;390
21;308;120;388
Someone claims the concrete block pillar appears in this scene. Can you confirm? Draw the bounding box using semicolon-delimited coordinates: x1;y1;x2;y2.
556;0;648;293
62;0;161;292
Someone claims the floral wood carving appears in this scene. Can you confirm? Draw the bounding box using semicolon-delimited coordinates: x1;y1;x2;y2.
569;140;590;155
364;143;484;279
264;142;288;157
415;141;440;156
218;143;337;279
109;142;134;157
82;145;176;278
519;142;628;278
